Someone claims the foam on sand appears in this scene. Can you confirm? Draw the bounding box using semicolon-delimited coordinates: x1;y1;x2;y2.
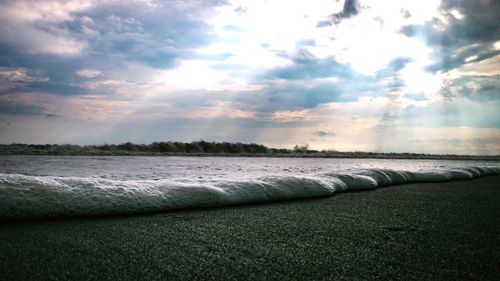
1;166;498;220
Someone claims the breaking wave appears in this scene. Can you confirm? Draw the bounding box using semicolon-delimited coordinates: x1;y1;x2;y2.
1;166;499;220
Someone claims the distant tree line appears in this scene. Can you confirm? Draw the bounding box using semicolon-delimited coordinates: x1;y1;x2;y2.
113;141;273;154
0;141;280;155
0;141;498;160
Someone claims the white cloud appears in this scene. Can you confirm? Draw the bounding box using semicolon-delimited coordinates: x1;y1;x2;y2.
0;0;93;55
0;67;47;82
0;0;497;154
271;109;315;122
446;55;500;78
0;25;87;55
150;60;266;93
77;69;101;78
0;0;96;23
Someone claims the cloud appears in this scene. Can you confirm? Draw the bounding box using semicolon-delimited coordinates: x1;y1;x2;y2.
265;50;353;80
406;136;500;155
403;92;427;101
0;0;226;61
392;100;500;128
271;109;314;122
332;0;359;22
400;0;500;74
0;0;94;55
76;69;101;78
0;25;87;55
230;81;356;114
438;74;500;101
441;0;500;43
135;79;352;120
0;75;90;96
426;47;500;74
317;0;359;26
0;67;48;83
78;2;227;68
0;91;135;120
0;0;96;23
0;0;498;154
0;0;229;99
314;131;336;137
0;100;49;116
0;67;49;92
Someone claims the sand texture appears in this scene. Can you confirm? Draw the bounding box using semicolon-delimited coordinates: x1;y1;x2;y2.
1;176;499;280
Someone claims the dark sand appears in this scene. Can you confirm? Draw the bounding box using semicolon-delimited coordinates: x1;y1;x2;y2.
1;176;499;281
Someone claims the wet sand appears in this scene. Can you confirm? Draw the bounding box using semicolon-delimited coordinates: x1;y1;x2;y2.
1;176;499;280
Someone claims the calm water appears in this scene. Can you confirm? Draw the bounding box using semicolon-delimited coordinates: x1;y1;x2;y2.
1;155;499;180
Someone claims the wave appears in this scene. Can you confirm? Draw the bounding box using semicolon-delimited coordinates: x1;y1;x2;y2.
1;166;499;220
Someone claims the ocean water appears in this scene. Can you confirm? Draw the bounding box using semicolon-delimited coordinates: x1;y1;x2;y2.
1;156;499;220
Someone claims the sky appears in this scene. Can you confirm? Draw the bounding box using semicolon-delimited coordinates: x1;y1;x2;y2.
0;0;499;155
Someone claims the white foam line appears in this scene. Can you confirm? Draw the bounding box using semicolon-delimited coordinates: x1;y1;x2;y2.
1;166;499;220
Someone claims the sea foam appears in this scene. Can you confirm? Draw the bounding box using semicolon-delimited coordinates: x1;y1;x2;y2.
0;166;498;220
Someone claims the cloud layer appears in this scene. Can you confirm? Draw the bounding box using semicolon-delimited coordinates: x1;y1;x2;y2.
0;0;499;154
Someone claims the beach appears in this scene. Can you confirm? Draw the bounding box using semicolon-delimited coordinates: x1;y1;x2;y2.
1;175;499;281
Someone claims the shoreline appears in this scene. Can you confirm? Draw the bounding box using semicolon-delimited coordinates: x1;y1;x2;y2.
1;176;499;280
1;144;499;161
1;153;499;161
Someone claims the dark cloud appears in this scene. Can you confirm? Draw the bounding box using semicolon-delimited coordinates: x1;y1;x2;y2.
401;0;500;73
0;82;89;96
402;0;499;46
0;47;115;96
0;33;114;96
144;49;427;119
260;52;427;108
441;0;499;41
439;74;500;101
0;100;53;117
264;53;416;101
314;131;336;137
242;83;347;112
426;48;500;73
371;57;412;93
145;79;354;118
386;57;413;71
79;3;220;69
265;50;353;80
317;0;359;27
336;0;359;19
251;83;349;112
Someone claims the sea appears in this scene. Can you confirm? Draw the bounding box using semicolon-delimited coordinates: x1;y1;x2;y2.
1;155;499;220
